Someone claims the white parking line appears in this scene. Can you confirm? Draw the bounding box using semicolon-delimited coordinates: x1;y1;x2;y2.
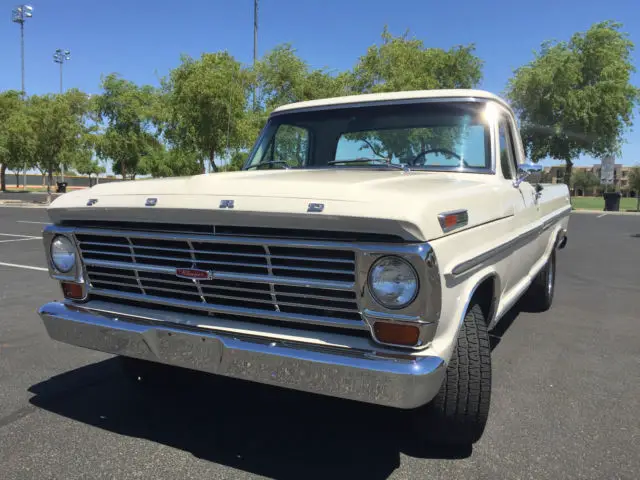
596;213;608;218
0;238;41;244
0;261;48;272
16;221;51;225
0;233;41;239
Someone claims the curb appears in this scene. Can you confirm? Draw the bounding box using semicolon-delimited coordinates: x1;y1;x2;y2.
0;201;48;208
572;209;640;216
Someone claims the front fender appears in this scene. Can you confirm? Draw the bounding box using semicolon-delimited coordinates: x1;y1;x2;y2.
428;267;501;363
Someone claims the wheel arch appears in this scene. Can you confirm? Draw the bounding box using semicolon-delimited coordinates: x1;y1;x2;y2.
466;272;500;328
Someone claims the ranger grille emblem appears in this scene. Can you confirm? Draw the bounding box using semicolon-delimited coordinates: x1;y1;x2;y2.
176;268;213;280
220;199;235;209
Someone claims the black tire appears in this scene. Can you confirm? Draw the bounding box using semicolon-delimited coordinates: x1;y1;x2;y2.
416;302;492;446
523;250;556;312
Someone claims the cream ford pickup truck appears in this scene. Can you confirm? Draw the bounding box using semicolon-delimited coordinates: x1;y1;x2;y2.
38;89;570;445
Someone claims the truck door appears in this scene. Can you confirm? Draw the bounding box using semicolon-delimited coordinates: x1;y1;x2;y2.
498;114;542;290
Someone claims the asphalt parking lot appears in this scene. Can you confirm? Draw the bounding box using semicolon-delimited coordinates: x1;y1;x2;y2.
0;206;638;480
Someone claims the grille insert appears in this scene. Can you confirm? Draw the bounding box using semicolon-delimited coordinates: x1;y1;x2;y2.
76;230;363;329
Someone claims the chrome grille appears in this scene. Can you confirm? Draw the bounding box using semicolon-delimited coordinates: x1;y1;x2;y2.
74;230;364;329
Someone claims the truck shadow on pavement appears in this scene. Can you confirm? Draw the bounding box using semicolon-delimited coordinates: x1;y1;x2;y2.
29;358;471;480
489;302;527;351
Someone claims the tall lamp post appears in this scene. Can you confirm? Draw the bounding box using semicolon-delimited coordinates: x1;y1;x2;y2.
12;4;33;190
253;0;258;110
53;49;71;93
11;4;32;97
53;49;71;182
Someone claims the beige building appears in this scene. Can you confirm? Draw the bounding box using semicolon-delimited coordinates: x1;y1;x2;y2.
542;164;637;197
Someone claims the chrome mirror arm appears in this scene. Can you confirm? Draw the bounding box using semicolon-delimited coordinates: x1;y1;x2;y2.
513;163;543;188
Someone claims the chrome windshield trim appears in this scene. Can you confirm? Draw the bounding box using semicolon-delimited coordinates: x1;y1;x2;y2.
252;98;499;175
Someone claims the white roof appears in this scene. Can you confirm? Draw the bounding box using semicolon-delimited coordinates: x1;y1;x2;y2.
272;89;512;114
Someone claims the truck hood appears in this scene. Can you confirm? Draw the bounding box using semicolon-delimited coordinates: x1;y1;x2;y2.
48;169;512;242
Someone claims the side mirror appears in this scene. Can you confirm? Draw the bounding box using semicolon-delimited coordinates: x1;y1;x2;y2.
514;163;543;187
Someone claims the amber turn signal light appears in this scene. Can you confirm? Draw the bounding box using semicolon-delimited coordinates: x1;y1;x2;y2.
61;282;84;300
373;322;420;347
442;214;458;230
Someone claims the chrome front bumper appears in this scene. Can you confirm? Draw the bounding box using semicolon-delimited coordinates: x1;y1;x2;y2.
38;302;446;409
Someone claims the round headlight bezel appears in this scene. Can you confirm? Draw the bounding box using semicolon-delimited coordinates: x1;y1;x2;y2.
50;235;76;273
367;255;419;310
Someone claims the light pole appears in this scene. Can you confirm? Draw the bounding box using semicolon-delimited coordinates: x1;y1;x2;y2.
12;4;33;190
53;49;71;182
253;0;258;110
53;49;71;94
11;4;32;97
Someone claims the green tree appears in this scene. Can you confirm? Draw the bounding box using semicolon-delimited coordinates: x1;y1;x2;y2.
220;150;249;172
506;21;640;188
94;74;158;180
345;27;483;162
350;27;483;93
73;153;106;187
256;44;349;110
28;91;89;201
162;52;252;172
0;91;36;191
139;146;202;178
628;166;640;211
570;169;600;195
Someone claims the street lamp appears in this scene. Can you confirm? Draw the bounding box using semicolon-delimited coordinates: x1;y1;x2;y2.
253;0;258;110
53;49;71;93
11;4;32;97
12;4;33;190
53;49;71;182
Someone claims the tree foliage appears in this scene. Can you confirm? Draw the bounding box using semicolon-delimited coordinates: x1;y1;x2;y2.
161;52;252;172
351;27;483;94
346;27;483;162
628;166;640;211
3;24;640;187
94;74;158;180
256;44;349;110
28;91;90;198
139;146;202;178
0;91;36;191
506;21;640;187
220;151;249;172
570;169;601;193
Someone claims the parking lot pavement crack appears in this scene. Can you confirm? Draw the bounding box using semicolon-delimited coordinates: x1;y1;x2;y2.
0;404;37;430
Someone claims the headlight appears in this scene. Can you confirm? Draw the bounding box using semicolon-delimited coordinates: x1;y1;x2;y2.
50;235;76;273
368;256;418;309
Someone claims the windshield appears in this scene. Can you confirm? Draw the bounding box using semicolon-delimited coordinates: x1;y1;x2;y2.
244;102;492;172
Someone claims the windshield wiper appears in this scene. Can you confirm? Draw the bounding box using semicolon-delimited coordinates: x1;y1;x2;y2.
245;160;292;170
327;158;409;171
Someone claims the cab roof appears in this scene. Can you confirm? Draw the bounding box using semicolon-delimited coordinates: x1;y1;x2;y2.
271;89;514;116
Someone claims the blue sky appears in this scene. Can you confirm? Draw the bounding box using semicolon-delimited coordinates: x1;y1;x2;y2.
1;0;639;167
